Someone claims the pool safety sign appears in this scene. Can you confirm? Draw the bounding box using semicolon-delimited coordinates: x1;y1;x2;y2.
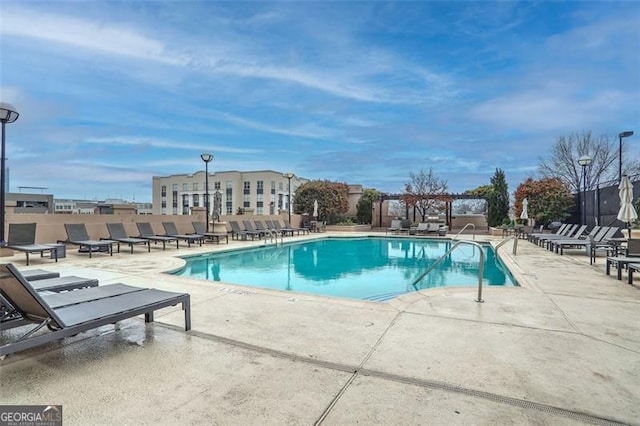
0;405;62;426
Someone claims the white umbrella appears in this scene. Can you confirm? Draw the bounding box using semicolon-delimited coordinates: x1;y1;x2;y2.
520;198;529;221
617;175;637;238
313;199;318;218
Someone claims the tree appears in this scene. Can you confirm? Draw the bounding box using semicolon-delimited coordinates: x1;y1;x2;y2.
538;131;640;192
356;188;380;224
515;177;575;225
466;171;509;227
293;180;349;224
488;169;509;227
402;168;450;221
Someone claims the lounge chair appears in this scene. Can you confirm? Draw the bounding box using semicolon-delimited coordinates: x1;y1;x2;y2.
105;223;151;254
604;239;640;280
135;222;179;250
528;224;567;244
536;224;583;247
284;220;310;235
63;223;115;258
192;222;228;244
228;221;259;240
270;220;294;237
412;223;430;235
20;269;60;281
6;223;58;266
242;220;266;239
386;219;402;235
162;222;203;248
0;263;191;357
550;227;610;255
548;226;601;253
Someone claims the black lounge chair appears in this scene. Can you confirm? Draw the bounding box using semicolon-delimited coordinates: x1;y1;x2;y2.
162;222;203;248
2;283;146;330
228;221;258;240
20;269;60;281
284;220;310;235
135;222;179;250
0;263;191;357
242;220;266;239
63;223;115;258
270;220;294;237
191;222;228;244
106;223;151;254
628;263;640;285
6;223;58;266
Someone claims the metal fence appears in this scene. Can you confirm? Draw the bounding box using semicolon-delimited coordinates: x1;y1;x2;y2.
571;174;639;227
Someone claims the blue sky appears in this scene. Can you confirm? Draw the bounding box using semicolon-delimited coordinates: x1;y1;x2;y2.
1;1;639;202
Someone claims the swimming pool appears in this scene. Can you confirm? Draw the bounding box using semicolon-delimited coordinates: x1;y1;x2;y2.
173;237;517;301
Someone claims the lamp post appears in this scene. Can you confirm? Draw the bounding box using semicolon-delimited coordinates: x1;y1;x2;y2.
283;172;295;225
618;131;634;183
578;155;593;226
0;103;19;247
200;153;213;232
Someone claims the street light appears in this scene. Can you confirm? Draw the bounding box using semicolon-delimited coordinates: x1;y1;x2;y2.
578;154;593;226
618;131;634;183
200;153;213;232
283;172;295;225
0;102;19;246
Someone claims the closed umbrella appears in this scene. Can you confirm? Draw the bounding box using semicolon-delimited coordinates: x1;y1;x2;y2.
313;200;318;219
617;175;637;238
520;198;529;221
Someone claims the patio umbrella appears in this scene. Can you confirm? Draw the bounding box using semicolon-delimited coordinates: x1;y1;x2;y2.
617;175;638;238
520;198;529;221
313;199;318;219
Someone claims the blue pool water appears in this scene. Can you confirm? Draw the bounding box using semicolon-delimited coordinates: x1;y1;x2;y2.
173;237;517;301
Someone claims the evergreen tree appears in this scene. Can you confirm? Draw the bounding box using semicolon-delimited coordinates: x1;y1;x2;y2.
487;169;509;227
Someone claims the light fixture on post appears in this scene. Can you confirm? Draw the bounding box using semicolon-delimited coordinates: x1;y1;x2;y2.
200;153;213;232
0;102;19;247
578;154;593;226
283;172;295;225
618;131;634;183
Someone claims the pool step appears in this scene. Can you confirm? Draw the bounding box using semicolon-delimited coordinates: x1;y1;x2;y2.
364;291;406;302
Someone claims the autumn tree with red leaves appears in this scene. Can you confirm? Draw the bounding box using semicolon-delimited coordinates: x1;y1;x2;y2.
514;177;575;225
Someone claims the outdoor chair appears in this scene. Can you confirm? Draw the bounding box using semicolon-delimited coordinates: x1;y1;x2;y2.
192;222;228;244
135;222;179;250
242;220;266;239
20;269;60;281
0;263;191;357
265;220;289;237
550;226;610;256
548;226;601;253
270;220;295;237
284;220;310;235
228;220;259;240
106;223;151;254
528;224;567;244
6;223;58;266
162;222;203;248
63;223;115;258
627;263;640;285
386;219;402;234
412;223;430;235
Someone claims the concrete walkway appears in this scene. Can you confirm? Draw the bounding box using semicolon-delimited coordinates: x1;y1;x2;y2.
1;233;638;425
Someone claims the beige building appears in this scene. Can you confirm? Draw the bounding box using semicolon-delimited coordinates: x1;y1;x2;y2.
152;170;308;217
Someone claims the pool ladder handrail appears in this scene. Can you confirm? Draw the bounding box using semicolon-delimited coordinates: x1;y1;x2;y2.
452;223;475;240
495;235;518;255
264;228;283;246
411;240;485;303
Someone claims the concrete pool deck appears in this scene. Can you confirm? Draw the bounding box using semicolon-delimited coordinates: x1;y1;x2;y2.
1;232;638;425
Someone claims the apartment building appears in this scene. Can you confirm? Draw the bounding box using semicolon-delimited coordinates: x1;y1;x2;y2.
152;170;308;217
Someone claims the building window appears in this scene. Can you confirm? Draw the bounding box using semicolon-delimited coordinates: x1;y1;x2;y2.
271;181;276;194
172;184;178;191
193;194;199;207
161;185;166;197
243;201;250;208
257;193;263;202
215;181;221;190
256;206;263;215
182;183;188;192
226;202;233;215
182;194;190;215
226;181;232;189
278;182;283;191
193;183;199;191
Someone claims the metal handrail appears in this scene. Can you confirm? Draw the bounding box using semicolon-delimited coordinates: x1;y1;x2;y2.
495;235;518;255
412;240;485;303
263;229;281;246
452;223;476;240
